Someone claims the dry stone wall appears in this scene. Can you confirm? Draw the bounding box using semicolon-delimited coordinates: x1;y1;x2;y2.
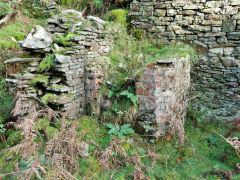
5;10;110;118
129;0;240;121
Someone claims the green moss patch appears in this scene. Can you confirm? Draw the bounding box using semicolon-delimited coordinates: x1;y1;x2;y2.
105;9;129;25
41;93;54;104
54;33;78;46
37;54;55;72
30;74;49;86
0;20;35;50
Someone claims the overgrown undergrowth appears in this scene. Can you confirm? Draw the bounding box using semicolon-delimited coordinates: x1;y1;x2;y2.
1;108;240;179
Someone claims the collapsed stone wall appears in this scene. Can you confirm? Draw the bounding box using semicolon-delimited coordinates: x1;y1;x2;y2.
129;0;240;121
136;57;190;140
5;10;110;118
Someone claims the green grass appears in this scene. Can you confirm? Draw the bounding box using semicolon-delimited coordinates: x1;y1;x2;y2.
0;20;31;50
143;42;197;64
1;114;239;179
82;120;240;179
0;16;46;54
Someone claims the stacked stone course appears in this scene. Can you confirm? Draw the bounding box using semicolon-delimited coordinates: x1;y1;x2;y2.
5;10;110;118
130;0;240;121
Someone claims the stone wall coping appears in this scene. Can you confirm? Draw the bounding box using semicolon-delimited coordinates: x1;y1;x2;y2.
157;59;175;65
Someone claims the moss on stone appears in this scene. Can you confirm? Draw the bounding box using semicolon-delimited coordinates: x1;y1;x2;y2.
77;116;107;141
30;74;49;86
54;33;78;46
67;92;73;98
41;93;54;104
37;54;55;72
105;9;129;25
76;157;102;178
49;85;65;89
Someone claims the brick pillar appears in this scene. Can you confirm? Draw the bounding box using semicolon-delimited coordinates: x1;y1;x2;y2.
136;57;190;140
86;68;104;115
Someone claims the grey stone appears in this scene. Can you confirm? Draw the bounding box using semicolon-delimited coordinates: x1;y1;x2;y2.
54;43;61;51
50;77;61;84
87;16;106;25
223;18;236;32
220;56;237;67
4;58;40;64
227;32;240;40
61;9;83;18
22;25;53;49
47;85;70;92
10;73;35;80
209;48;223;55
55;54;71;63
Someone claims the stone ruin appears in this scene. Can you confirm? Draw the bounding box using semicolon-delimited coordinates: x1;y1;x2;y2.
129;0;240;121
5;9;190;137
5;10;110;118
136;58;190;138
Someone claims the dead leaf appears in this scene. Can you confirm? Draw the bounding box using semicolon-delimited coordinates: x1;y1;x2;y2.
164;135;172;141
177;156;183;164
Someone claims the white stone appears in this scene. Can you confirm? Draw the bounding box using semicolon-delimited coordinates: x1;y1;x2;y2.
22;25;53;49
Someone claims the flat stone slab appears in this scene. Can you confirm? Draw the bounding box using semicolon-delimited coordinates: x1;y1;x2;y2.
87;16;106;25
10;73;35;80
157;59;175;64
4;58;40;64
55;54;71;63
46;85;70;92
61;9;83;18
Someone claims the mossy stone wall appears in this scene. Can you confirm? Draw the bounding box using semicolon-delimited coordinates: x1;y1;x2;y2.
129;0;240;121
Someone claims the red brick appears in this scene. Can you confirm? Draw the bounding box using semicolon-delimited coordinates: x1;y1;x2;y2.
147;63;155;68
90;78;103;85
136;89;150;96
156;116;171;123
146;83;156;89
93;90;98;99
147;97;156;103
138;96;141;102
